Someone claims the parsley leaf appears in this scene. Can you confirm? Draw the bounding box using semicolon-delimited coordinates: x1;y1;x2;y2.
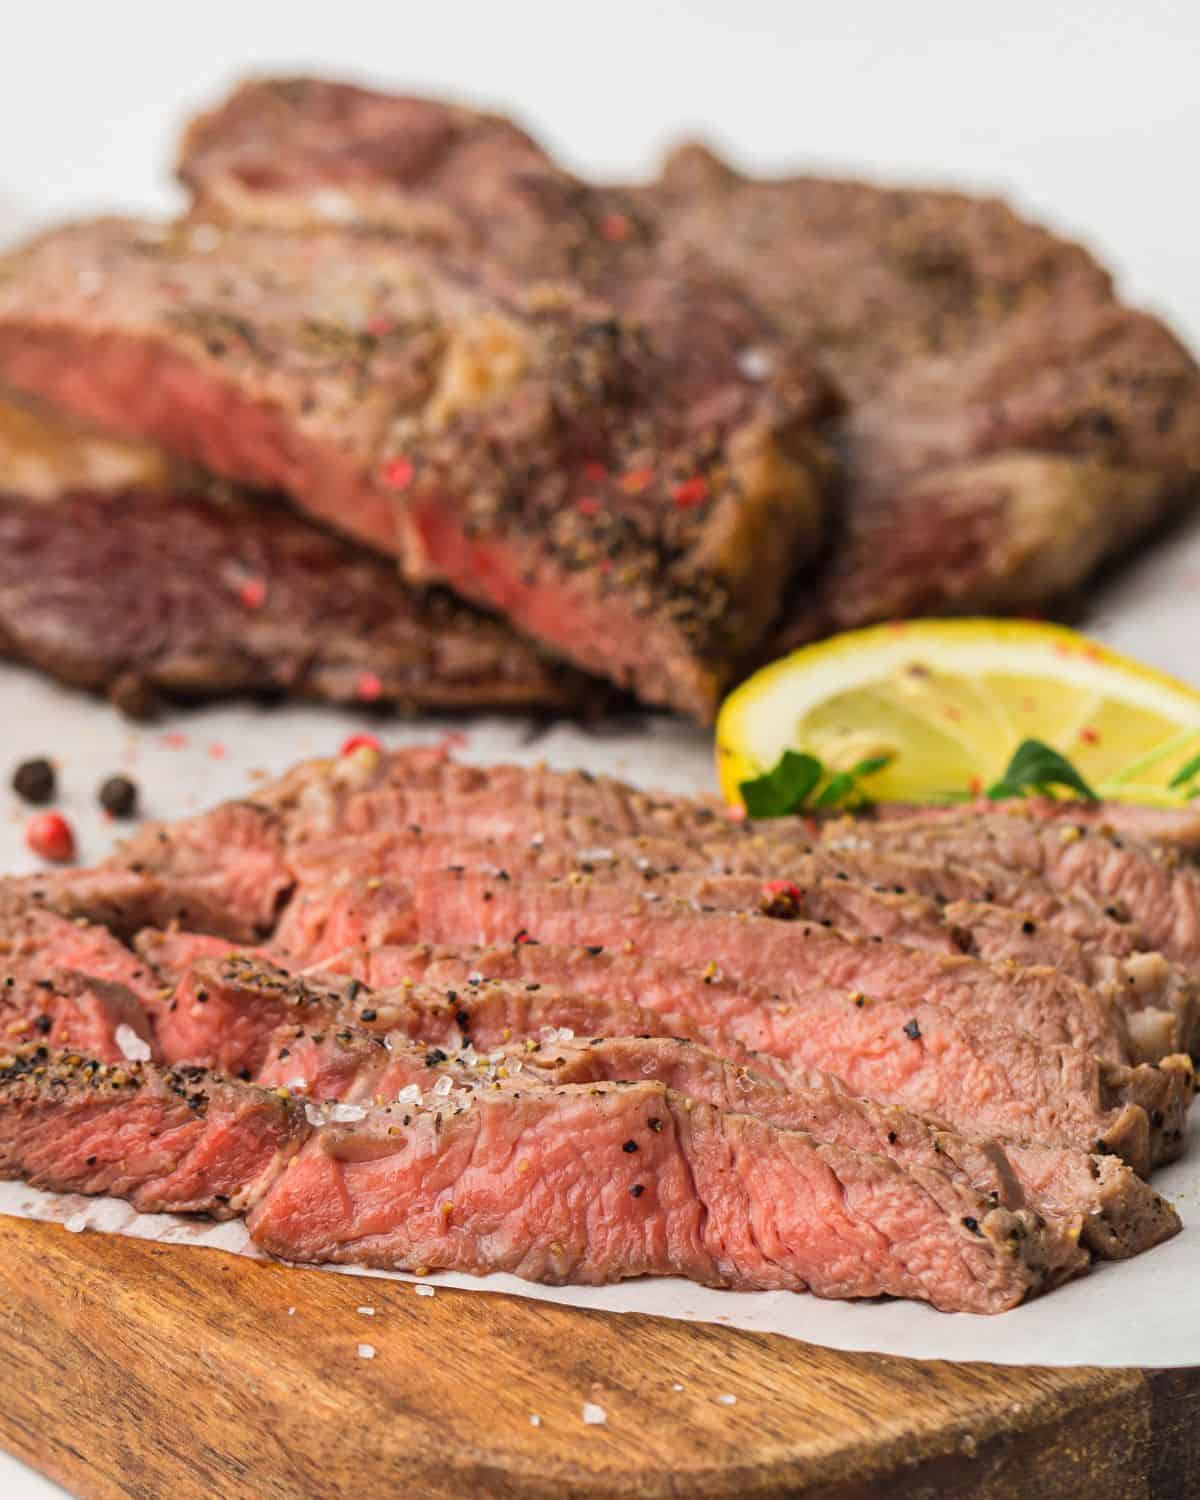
739;751;823;817
739;751;891;817
986;739;1098;802
1168;753;1200;793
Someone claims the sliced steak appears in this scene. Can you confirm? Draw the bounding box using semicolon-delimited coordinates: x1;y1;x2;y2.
35;798;292;942
247;1075;1072;1312
646;144;1200;646
129;939;1181;1258
0;396;590;716
0;896;156;1060
0;1045;306;1215
257;1022;1101;1269
276;831;1136;1063
870;797;1200;855
824;813;1200;970
155;953;684;1079
266;864;1190;1172
278;752;1191;1054
0;212;832;720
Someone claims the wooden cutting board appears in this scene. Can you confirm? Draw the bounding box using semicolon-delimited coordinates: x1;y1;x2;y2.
0;1216;1195;1499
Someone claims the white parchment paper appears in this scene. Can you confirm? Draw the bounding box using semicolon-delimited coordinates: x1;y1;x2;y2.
0;512;1197;1367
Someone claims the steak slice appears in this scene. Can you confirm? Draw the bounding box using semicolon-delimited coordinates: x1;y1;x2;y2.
645;144;1200;646
279;751;1191;1054
176;78;554;244
823;813;1200;970
0;1045;306;1215
0;396;590;717
246;1075;1070;1312
0;896;157;1060
264;863;1189;1173
0;211;832;720
173;77;1200;642
35;798;293;942
0;1038;1079;1309
129;940;1181;1259
254;1021;1100;1273
154;953;686;1079
277;830;1137;1063
870;797;1200;854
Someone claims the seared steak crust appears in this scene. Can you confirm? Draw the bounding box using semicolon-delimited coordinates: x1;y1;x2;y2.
173;77;1200;654
0;208;832;719
645;145;1200;647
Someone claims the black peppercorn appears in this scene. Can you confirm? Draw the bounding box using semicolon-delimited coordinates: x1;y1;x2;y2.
98;774;138;818
12;758;55;805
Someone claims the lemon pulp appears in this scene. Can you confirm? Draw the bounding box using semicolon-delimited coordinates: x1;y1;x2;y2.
717;620;1200;807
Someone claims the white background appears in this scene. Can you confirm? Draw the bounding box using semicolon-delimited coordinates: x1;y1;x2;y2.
0;3;1198;1492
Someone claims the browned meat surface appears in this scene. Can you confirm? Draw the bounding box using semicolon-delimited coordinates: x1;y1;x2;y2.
173;76;1200;661
0;393;595;718
0;204;833;720
645;145;1200;648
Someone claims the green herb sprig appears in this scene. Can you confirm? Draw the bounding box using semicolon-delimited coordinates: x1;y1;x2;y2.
1168;753;1200;799
986;739;1098;802
739;751;892;818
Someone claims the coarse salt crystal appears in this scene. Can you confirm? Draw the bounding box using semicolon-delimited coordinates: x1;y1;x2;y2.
114;1024;152;1062
432;1075;453;1097
737;346;774;381
529;1414;543;1428
538;1026;558;1044
357;1306;375;1317
717;1393;737;1406
304;1104;326;1127
396;1083;421;1104
188;224;222;253
556;1027;575;1043
467;971;483;985
330;1103;367;1123
357;1343;376;1359
287;1076;308;1093
287;1307;296;1316
63;1212;88;1234
671;1383;684;1392
576;846;614;863
582;1402;606;1426
414;1284;436;1298
311;188;356;223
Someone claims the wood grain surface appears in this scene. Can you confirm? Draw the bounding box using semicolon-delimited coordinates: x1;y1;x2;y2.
0;1216;1194;1499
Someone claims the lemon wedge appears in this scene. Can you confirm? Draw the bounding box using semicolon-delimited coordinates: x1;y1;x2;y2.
716;619;1200;808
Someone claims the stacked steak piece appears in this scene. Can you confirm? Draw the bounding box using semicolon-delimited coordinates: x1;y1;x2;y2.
0;746;1195;1312
0;391;587;715
0;76;1197;718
